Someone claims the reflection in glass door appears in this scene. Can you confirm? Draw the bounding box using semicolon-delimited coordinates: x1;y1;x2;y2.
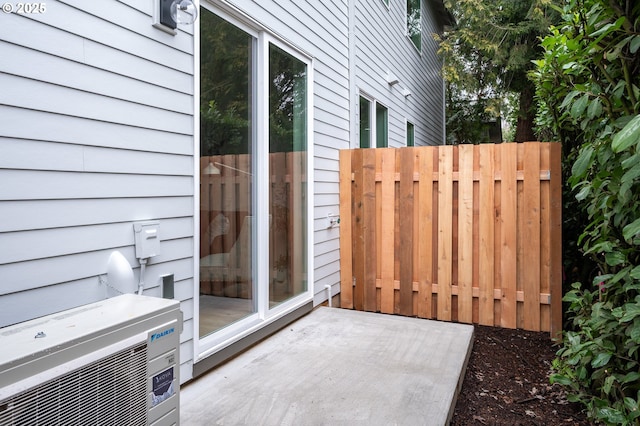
268;44;308;307
199;9;255;337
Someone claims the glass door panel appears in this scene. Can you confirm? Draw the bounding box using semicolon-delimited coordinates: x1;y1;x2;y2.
268;44;308;307
199;9;255;337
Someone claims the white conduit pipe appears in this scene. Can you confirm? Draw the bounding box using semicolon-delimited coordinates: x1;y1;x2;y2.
324;284;332;307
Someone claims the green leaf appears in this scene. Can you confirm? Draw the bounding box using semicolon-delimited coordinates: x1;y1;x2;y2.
597;407;626;424
621;372;640;384
621;163;640;185
623;397;639;414
612;114;640;153
571;94;589;118
603;374;615;395
631;35;640;54
620;303;640;322
561;90;580;110
592;352;612;368
575;184;591;201
572;146;595;179
630;321;640;343
550;374;573;386
630;265;640;280
587;97;603;119
605;251;625;267
623;218;640;242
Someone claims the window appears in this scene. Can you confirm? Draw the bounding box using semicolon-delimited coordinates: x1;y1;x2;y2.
407;121;415;146
359;95;387;148
359;96;371;148
407;0;421;51
376;103;388;148
382;0;389;6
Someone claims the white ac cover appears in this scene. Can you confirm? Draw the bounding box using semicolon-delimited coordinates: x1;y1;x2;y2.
0;294;182;426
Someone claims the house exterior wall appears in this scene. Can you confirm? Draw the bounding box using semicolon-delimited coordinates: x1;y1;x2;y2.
354;0;445;147
0;0;197;381
0;0;446;382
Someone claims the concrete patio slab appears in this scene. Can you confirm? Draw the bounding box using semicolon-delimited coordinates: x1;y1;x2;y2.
180;307;474;426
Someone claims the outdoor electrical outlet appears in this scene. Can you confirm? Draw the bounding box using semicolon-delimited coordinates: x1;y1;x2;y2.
133;221;160;259
327;213;340;228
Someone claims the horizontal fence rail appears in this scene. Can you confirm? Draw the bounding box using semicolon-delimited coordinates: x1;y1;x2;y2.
339;143;562;336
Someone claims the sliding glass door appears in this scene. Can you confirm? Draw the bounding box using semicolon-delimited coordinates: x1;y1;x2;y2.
199;7;310;347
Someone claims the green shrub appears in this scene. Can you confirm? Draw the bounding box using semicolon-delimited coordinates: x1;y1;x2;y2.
531;0;640;423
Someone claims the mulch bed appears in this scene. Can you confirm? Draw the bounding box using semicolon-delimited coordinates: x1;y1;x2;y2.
451;325;593;425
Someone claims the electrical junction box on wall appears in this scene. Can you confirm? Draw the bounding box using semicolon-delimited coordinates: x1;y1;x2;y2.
134;221;160;259
0;294;182;426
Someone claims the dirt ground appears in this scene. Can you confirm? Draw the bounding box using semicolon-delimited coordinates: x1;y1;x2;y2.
451;325;592;425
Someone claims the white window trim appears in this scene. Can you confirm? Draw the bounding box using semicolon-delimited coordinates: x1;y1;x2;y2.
358;91;374;148
406;0;422;54
406;118;415;147
375;100;389;148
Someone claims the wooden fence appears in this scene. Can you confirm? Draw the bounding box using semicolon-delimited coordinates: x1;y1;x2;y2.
339;143;563;336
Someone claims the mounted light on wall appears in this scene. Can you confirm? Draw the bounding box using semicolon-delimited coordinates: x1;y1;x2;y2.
386;72;400;86
153;0;197;34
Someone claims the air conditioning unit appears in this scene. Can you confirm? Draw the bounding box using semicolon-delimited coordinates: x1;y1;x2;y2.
0;294;182;426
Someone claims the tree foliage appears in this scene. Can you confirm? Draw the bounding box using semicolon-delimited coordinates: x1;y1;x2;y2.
437;0;556;142
531;0;640;423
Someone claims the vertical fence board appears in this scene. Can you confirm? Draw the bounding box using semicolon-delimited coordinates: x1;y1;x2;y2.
363;149;378;312
380;149;396;314
493;148;502;326
478;145;495;326
351;149;365;311
523;143;541;331
540;144;552;332
339;150;353;309
457;145;474;324
399;149;415;316
437;147;453;321
500;144;518;328
417;149;434;319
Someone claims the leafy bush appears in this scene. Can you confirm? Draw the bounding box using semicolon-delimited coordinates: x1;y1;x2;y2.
531;0;640;423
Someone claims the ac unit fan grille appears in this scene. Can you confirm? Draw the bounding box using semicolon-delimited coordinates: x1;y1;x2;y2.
0;343;148;426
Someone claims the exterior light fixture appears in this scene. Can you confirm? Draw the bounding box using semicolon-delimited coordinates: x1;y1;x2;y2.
402;88;412;98
386;72;400;86
154;0;197;34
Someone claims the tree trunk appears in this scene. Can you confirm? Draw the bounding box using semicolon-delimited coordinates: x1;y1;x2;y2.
514;85;537;142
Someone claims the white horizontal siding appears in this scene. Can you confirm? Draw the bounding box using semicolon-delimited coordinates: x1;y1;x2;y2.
355;0;445;147
0;238;192;295
0;42;192;115
0;218;192;265
0;74;192;134
0;197;193;233
0;0;196;381
1;107;193;155
0;170;193;200
1;139;193;175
